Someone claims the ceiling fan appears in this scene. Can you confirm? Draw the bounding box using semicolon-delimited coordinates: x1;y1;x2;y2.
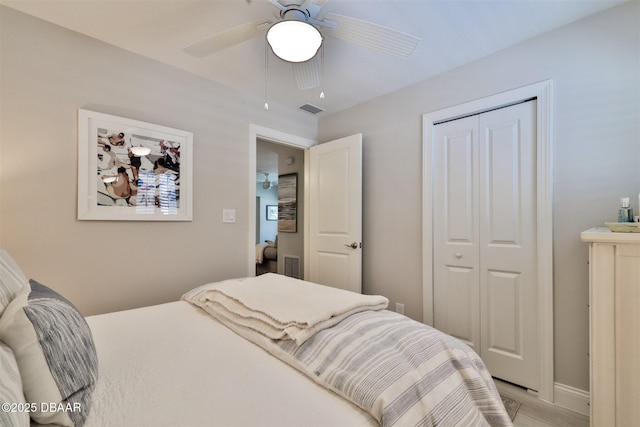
183;0;421;90
261;173;277;189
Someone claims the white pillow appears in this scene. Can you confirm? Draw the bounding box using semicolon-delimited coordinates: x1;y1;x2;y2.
0;248;28;317
0;341;29;427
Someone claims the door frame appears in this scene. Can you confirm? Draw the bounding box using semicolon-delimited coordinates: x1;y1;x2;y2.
248;124;316;277
422;80;554;402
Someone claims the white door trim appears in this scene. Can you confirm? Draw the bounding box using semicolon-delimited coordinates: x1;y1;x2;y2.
422;80;554;402
248;124;316;277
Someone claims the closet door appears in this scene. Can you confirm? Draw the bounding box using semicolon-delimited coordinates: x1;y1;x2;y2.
478;101;538;390
432;101;538;391
433;116;481;353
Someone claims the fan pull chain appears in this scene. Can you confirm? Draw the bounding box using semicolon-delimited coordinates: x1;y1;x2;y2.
319;43;325;100
264;39;269;110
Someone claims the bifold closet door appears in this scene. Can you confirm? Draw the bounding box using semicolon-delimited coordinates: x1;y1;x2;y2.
433;100;538;391
433;116;481;354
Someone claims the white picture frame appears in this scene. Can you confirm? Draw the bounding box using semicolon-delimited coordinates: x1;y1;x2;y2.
77;109;193;221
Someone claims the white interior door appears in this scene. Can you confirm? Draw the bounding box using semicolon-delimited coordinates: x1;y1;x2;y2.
307;134;362;293
433;101;538;391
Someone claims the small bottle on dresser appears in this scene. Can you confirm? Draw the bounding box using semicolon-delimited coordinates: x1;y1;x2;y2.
618;197;633;222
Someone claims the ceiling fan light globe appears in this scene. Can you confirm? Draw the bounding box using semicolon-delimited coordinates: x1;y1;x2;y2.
266;20;322;63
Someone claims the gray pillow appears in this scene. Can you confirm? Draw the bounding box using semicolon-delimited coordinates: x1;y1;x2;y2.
0;280;98;426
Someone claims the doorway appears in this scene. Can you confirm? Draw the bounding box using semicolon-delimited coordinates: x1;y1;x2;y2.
248;124;315;278
256;138;305;277
249;125;364;294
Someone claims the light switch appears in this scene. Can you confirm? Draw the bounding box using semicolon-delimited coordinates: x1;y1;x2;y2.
222;209;236;223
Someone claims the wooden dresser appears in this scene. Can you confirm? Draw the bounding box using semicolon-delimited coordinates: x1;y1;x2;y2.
581;228;640;426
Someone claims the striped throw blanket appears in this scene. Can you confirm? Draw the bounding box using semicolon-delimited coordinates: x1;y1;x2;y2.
275;310;512;427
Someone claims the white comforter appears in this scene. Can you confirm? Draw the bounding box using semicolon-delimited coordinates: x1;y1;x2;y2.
84;301;376;427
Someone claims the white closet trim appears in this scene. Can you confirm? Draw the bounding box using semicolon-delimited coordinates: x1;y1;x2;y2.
421;80;554;402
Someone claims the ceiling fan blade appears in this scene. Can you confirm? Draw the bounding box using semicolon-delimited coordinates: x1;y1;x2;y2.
321;13;420;59
292;58;320;90
183;19;272;58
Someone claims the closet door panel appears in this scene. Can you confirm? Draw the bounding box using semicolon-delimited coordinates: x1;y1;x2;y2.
443;266;476;346
486;270;521;355
433;116;480;352
479;101;538;390
485;126;521;244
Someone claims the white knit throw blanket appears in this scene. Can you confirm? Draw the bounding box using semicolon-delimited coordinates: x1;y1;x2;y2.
182;273;389;345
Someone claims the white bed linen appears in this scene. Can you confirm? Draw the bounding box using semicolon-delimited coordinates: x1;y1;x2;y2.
83;301;377;427
183;274;388;345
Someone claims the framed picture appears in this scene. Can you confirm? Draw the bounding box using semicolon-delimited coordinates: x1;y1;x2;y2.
266;205;278;221
278;173;297;232
77;109;193;221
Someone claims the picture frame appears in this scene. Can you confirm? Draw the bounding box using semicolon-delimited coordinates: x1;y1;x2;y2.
266;205;278;221
278;173;297;232
77;109;193;221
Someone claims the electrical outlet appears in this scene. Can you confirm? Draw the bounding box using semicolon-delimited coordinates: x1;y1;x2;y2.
395;303;405;315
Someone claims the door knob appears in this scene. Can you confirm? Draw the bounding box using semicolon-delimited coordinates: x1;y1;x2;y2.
455;252;463;258
344;242;359;249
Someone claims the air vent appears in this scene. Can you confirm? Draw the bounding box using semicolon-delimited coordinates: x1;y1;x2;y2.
283;255;300;279
300;103;325;114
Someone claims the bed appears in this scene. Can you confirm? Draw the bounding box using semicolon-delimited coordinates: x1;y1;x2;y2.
0;248;512;427
85;299;376;427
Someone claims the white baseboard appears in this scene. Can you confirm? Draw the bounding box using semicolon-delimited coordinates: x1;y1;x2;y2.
554;382;590;417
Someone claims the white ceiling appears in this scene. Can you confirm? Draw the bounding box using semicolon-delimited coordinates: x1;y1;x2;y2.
1;0;627;118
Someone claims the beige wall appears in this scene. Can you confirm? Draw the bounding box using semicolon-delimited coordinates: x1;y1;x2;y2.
0;7;316;316
318;2;639;392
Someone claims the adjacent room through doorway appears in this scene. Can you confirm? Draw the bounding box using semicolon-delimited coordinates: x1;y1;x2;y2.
255;138;305;278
